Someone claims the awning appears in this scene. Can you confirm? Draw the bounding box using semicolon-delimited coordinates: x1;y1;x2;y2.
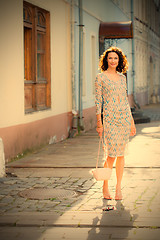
99;21;133;39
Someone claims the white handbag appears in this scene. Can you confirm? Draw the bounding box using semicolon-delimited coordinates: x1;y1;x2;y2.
92;137;112;181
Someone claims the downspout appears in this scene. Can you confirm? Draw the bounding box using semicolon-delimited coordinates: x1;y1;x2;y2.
131;0;135;104
69;0;78;138
78;0;84;130
71;0;76;111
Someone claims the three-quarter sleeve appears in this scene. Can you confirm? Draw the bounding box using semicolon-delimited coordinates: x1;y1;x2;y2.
123;75;133;122
95;74;102;115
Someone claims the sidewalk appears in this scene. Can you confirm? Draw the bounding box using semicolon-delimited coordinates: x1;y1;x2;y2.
0;105;160;239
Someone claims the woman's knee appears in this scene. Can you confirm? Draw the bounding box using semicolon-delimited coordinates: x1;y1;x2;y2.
104;156;115;168
117;156;124;161
116;156;125;166
108;156;116;162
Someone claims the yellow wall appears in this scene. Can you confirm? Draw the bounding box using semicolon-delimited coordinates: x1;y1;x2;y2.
0;0;72;128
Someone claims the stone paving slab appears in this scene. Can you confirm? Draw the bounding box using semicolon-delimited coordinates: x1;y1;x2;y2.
0;211;160;228
1;109;160;239
6;168;93;178
7;121;160;169
0;226;160;240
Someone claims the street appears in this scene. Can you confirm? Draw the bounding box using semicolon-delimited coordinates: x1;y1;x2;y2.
0;108;160;240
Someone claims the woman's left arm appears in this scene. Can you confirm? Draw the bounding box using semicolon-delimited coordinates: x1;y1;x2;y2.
124;75;136;136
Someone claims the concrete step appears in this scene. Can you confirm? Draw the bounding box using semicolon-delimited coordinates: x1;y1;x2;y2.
131;109;151;124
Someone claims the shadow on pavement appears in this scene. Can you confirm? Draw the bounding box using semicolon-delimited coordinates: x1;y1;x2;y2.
87;200;138;240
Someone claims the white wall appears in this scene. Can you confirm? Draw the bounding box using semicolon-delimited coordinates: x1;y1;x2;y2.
0;0;24;128
0;0;72;128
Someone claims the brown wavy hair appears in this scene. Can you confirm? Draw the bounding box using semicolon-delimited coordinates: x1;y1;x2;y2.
99;47;129;73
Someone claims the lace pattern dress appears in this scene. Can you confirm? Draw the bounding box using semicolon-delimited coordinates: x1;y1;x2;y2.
95;72;133;157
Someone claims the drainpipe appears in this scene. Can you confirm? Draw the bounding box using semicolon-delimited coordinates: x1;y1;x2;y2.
78;0;84;130
131;0;135;102
131;0;140;109
69;0;78;138
71;0;76;111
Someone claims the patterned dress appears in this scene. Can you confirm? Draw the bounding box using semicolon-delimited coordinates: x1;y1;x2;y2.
95;72;133;157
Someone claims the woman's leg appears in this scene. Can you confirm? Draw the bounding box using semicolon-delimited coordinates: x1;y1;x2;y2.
115;156;125;200
103;156;115;199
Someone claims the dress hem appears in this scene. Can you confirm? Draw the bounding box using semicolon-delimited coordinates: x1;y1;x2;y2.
108;154;124;158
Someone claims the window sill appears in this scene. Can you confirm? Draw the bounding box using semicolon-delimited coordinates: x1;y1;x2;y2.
25;106;51;114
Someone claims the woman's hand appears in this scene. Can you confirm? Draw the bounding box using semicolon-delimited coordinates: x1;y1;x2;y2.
96;114;103;137
96;126;103;137
130;120;136;136
96;119;103;137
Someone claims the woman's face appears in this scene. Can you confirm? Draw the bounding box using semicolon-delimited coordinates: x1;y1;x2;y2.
107;52;119;69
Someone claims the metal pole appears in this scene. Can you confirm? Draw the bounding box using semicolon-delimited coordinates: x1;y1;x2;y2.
131;0;135;97
78;0;84;130
71;0;76;111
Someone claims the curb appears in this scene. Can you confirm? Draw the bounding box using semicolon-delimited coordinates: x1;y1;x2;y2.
1;213;160;229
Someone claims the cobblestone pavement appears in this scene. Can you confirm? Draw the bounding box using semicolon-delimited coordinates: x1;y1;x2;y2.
0;169;160;240
0;105;160;239
0;168;160;239
0;169;160;216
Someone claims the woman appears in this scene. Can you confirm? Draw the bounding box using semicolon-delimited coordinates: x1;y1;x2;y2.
95;47;136;200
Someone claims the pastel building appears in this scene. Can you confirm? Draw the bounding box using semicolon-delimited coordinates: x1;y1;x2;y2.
0;0;160;161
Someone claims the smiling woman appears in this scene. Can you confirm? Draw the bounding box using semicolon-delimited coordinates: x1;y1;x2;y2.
95;46;136;200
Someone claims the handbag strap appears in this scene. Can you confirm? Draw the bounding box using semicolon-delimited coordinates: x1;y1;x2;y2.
96;136;107;169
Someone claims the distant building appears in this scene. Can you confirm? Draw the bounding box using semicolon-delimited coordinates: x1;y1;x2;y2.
113;0;160;106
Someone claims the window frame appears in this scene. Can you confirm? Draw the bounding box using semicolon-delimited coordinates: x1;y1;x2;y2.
23;1;51;114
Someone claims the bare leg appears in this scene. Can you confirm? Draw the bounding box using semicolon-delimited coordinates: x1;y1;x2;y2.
103;156;115;199
115;156;124;200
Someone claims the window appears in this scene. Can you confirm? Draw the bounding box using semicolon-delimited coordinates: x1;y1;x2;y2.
23;1;51;113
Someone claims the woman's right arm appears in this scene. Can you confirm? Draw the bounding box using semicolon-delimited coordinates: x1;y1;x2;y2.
95;74;103;136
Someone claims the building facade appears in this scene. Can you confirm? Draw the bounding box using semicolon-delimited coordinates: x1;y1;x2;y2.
0;0;73;160
0;0;160;161
113;0;160;106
